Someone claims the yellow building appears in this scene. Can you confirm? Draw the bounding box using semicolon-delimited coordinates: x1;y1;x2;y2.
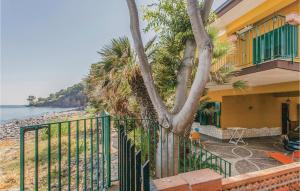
197;0;300;138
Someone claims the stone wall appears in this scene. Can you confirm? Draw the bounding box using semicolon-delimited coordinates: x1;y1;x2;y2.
192;123;282;139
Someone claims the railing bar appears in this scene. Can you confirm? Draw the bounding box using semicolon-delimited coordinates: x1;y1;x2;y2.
178;136;181;173
219;157;222;175
67;122;71;191
189;139;191;171
148;126;150;161
166;130;168;177
47;125;51;191
83;119;87;190
153;122;157;177
101;117;105;188
134;121;136;145
142;161;150;191
57;123;61;191
225;161;227;177
193;141;196;170
96;118;100;190
229;162;232;177
34;128;39;191
183;138;186;172
76;120;79;191
20;128;25;191
90;118;94;191
172;133;174;176
160;126;162;177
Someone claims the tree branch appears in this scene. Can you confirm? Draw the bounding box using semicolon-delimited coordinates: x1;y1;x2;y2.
126;0;170;122
172;39;196;113
173;0;213;133
201;0;213;25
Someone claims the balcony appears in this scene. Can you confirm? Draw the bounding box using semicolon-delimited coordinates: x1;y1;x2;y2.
212;15;299;72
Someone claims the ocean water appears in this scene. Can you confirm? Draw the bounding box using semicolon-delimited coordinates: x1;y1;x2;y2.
0;105;74;123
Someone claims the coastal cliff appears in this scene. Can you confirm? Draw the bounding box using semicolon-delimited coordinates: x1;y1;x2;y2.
28;83;87;108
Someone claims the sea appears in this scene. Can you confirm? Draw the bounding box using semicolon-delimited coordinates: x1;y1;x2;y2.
0;105;74;124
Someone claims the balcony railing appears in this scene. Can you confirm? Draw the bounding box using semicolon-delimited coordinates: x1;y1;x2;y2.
212;15;299;72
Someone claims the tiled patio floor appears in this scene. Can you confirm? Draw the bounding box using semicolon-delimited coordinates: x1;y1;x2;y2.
201;135;291;176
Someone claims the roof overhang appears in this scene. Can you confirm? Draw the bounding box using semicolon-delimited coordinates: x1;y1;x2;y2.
207;60;300;91
212;0;267;33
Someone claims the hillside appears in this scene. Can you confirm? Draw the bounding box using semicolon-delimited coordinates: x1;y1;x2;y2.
28;83;87;108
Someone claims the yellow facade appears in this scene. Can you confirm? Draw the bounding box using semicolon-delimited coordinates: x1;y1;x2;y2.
207;0;300;130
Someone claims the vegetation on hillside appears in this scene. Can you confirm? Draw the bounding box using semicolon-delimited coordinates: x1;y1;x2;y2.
27;83;87;108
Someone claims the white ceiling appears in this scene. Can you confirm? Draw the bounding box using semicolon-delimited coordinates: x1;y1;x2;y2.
207;68;300;91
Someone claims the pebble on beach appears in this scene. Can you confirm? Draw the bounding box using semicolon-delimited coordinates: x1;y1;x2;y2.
0;110;85;140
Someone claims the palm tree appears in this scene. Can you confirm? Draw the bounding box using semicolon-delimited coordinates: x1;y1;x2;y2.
85;37;157;119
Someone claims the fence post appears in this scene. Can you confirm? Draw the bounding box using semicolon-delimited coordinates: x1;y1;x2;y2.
130;144;136;191
143;161;150;191
135;151;142;191
20;127;25;191
126;139;131;191
106;114;111;187
122;133;127;190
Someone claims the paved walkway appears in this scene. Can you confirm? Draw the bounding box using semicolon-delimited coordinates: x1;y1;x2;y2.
201;135;288;176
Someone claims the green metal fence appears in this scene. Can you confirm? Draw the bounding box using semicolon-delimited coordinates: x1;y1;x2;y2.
118;125;150;191
20;114;231;190
113;117;232;181
20;114;111;191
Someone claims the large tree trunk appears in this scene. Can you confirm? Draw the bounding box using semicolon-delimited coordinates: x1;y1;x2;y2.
126;0;214;177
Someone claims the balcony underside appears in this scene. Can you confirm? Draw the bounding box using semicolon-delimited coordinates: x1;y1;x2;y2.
207;60;300;91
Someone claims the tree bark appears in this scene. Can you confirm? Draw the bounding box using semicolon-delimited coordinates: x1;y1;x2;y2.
172;39;196;114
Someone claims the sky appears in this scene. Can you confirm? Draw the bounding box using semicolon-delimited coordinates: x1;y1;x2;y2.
1;0;226;105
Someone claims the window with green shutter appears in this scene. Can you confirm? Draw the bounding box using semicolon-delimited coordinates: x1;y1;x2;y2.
253;24;298;65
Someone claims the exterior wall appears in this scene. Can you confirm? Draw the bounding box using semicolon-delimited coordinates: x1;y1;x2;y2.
221;94;281;128
220;93;300;129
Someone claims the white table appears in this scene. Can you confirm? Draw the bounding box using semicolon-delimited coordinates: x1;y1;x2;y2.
228;127;246;145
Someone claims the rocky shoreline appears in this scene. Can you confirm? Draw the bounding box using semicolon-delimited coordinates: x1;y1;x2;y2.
0;109;85;140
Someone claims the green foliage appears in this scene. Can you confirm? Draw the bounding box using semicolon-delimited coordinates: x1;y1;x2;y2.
85;37;136;116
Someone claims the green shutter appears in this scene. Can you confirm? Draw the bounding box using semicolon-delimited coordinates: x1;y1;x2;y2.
252;24;298;64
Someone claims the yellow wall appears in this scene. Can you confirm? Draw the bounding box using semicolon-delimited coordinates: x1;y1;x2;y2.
221;94;300;128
